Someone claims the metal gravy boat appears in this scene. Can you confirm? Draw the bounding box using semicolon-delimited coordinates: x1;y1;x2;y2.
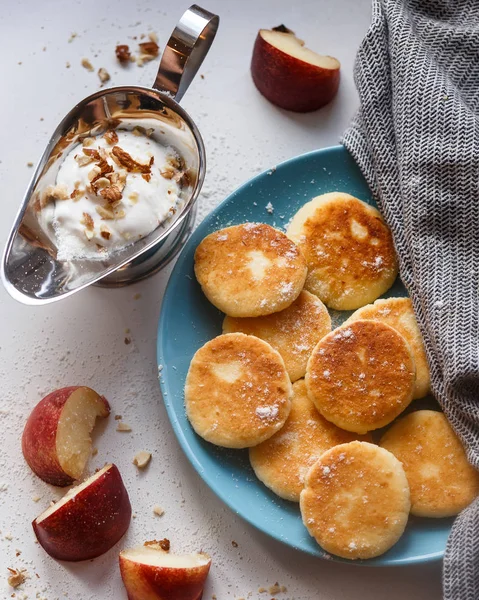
2;5;219;304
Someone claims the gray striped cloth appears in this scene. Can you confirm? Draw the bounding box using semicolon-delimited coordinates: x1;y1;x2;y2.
341;0;479;597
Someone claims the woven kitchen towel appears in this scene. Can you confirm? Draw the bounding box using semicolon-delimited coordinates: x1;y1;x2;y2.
341;0;479;597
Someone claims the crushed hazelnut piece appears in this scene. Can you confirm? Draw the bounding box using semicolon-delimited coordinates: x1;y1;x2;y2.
85;229;94;240
88;165;102;181
96;205;115;220
75;153;94;167
160;165;176;180
91;447;98;456
98;68;110;84
70;188;83;201
153;505;165;517
81;58;94;72
114;415;122;420
93;176;111;191
104;130;119;145
100;228;111;240
116;44;131;63
111;145;154;173
27;162;33;167
7;569;27;589
81;212;94;230
32;495;41;503
66;61;71;68
124;337;131;345
145;539;170;552
258;589;267;594
68;32;77;43
100;185;123;204
148;32;159;44
133;451;151;469
231;540;238;547
82;137;95;147
40;184;69;208
139;41;159;57
269;583;282;595
116;422;132;432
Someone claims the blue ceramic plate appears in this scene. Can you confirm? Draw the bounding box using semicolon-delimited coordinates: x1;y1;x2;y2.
157;145;451;566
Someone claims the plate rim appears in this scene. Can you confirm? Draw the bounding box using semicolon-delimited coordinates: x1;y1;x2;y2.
157;144;446;567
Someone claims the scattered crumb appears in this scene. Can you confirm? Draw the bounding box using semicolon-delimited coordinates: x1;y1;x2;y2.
98;67;110;84
32;495;41;503
231;540;238;548
91;447;98;457
258;588;267;594
81;58;94;72
200;74;205;79
115;415;123;420
134;293;141;300
145;538;170;552
68;32;77;43
116;422;132;432
66;61;71;68
265;201;274;214
133;451;151;469
153;505;165;517
116;44;131;64
7;569;26;589
148;32;159;44
124;337;131;345
5;533;13;541
27;162;33;167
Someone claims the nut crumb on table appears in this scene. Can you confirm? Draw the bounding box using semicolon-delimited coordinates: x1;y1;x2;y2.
153;505;165;516
81;58;94;72
7;568;27;589
133;451;151;469
116;422;132;432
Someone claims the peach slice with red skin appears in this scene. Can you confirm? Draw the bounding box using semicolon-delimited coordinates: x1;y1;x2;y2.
251;26;340;112
33;463;131;561
22;386;110;486
119;542;212;600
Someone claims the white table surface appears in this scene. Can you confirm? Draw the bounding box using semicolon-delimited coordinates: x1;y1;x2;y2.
0;0;444;598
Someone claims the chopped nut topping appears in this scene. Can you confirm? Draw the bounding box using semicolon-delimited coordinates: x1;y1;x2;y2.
93;176;111;190
70;188;83;201
148;32;159;44
160;165;176;180
100;227;111;240
116;422;132;432
81;212;94;230
103;129;119;145
88;165;102;181
75;153;95;167
145;539;170;552
111;145;154;174
85;229;94;240
139;41;159;57
100;184;123;204
116;44;131;63
7;568;27;589
133;451;151;469
98;67;110;84
96;205;115;220
82;137;95;147
40;184;69;208
153;505;165;517
142;173;152;182
81;58;94;72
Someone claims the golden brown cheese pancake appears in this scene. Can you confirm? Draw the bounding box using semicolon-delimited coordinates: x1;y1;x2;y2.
300;441;410;559
305;320;415;433
380;410;479;517
194;223;307;317
346;297;430;399
287;192;398;310
185;333;292;448
223;290;331;382
249;380;371;502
